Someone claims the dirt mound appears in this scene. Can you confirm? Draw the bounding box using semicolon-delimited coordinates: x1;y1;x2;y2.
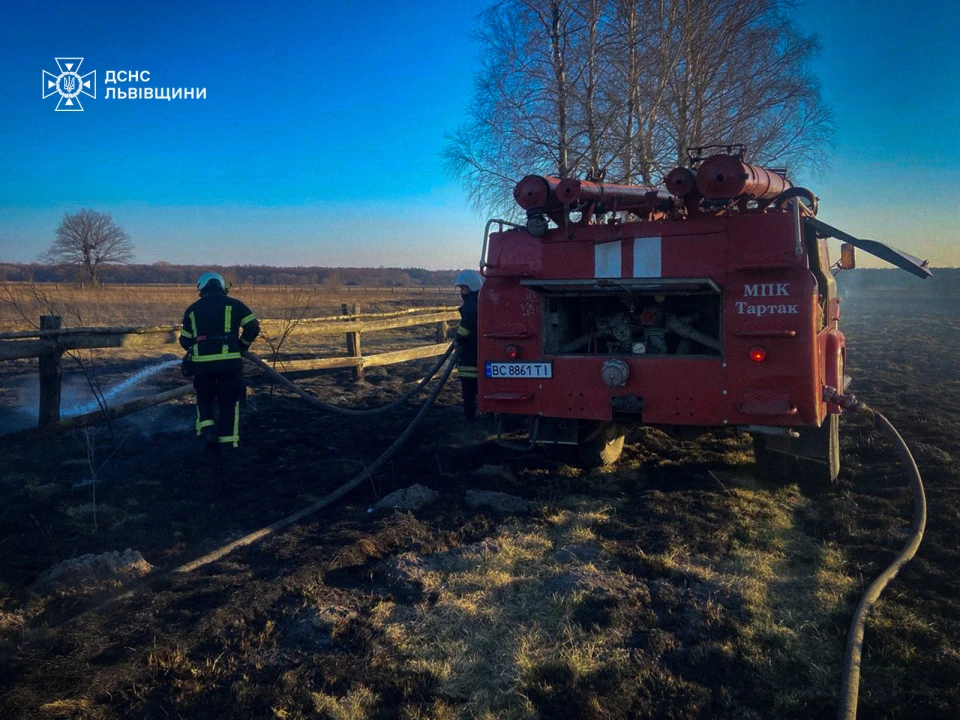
553;543;602;563
372;552;441;602
912;442;952;465
465;489;530;513
374;483;439;511
32;549;152;597
547;566;648;597
472;464;515;483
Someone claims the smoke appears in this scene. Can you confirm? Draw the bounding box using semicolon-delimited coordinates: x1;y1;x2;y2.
113;396;194;439
0;380;38;434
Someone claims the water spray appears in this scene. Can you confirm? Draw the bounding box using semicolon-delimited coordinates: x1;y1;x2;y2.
62;358;179;417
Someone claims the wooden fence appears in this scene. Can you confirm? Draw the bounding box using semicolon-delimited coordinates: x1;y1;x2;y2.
0;305;460;438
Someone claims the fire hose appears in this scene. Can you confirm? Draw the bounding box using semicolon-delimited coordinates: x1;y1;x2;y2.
56;346;461;627
822;387;927;720
175;345;461;572
245;344;455;416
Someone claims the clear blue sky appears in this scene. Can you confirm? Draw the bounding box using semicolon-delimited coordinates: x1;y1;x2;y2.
0;0;956;269
794;0;959;267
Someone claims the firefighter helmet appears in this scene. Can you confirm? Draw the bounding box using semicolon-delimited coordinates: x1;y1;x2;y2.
454;270;483;292
197;272;226;293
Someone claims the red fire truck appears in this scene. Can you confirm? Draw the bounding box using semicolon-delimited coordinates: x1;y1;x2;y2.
477;147;930;489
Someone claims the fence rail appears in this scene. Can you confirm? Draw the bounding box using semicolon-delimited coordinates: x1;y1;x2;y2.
0;304;461;436
0;311;460;361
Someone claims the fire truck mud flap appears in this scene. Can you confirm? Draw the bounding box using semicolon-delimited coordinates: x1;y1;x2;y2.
752;414;840;493
578;421;626;467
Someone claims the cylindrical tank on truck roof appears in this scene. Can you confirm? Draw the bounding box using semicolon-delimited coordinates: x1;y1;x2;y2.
555;178;672;211
696;154;791;200
664;167;698;197
514;175;564;211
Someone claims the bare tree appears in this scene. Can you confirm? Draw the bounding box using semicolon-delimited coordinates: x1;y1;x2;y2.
604;0;682;184
258;286;317;373
444;0;585;214
446;0;833;215
662;0;833;170
42;209;133;285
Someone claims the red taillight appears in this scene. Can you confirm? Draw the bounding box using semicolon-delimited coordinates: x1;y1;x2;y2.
749;346;767;362
506;344;519;359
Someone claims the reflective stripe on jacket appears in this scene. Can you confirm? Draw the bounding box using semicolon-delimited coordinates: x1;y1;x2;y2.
180;291;260;374
457;364;478;379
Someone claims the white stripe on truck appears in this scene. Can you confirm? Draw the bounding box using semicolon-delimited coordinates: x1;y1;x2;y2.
633;236;662;277
594;240;621;278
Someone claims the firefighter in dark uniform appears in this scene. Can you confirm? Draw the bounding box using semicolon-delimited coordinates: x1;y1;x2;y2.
179;273;260;451
453;270;482;421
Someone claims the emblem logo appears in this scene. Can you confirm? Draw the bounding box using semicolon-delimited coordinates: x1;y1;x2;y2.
42;58;96;111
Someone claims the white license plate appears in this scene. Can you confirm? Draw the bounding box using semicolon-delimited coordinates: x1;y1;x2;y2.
485;362;552;379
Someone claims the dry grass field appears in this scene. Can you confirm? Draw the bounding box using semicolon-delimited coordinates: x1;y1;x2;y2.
0;283;458;430
0;281;958;719
0;282;458;330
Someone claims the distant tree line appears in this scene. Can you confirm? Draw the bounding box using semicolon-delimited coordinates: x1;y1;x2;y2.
3;263;954;293
835;267;959;297
0;263;463;287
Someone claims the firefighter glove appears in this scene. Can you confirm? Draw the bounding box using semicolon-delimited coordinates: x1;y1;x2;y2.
181;352;194;377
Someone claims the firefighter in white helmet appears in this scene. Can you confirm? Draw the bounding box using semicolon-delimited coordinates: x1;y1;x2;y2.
179;273;260;453
453;270;482;421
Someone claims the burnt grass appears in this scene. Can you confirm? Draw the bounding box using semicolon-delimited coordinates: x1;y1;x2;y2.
0;293;959;719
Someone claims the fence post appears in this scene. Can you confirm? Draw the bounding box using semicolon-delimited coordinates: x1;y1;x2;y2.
38;315;64;426
341;303;363;381
435;321;446;344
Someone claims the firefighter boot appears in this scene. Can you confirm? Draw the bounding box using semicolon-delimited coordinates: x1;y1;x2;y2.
200;425;218;446
201;426;220;459
461;378;478;422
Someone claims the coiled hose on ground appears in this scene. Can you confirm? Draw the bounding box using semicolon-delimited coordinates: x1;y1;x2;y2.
246;344;454;416
823;388;927;720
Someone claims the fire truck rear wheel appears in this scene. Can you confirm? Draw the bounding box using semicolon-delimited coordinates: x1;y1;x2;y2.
578;421;625;467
